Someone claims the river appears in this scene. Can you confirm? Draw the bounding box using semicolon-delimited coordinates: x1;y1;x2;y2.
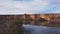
22;24;60;34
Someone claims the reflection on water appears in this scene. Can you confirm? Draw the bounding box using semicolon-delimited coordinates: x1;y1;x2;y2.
22;24;60;34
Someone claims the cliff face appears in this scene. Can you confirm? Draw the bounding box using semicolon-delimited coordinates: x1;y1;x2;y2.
0;14;60;34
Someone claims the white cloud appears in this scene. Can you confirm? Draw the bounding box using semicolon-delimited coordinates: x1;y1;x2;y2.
0;0;60;14
0;0;49;14
54;10;60;13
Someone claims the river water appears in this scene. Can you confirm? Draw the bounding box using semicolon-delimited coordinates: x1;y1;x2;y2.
22;24;60;34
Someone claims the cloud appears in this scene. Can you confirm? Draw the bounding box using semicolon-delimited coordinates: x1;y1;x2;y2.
0;0;49;14
13;0;49;13
0;0;60;14
14;0;33;2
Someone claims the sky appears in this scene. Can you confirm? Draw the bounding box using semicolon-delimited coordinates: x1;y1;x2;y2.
0;0;60;14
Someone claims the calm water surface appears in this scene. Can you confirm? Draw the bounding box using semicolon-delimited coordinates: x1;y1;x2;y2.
22;24;60;34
